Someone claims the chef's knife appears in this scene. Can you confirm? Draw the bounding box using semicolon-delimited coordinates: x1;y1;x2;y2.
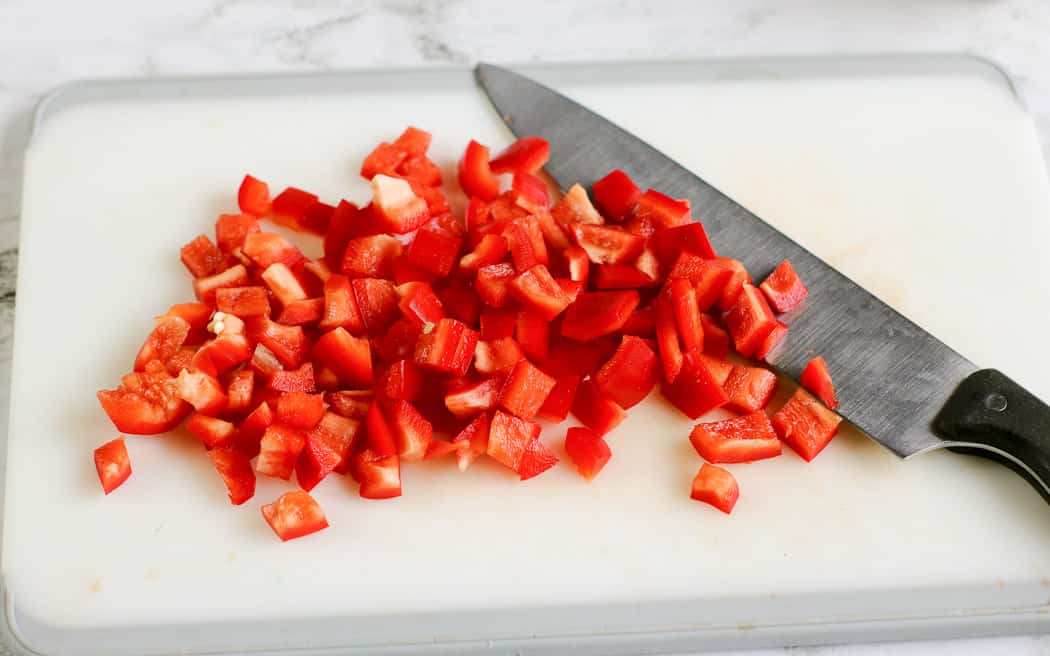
475;63;1050;502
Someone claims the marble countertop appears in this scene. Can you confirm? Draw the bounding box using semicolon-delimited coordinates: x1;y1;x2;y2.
1;1;1048;655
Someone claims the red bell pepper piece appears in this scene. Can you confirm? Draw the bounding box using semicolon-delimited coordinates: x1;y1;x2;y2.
445;377;503;418
542;336;616;377
498;359;557;420
268;362;316;393
716;258;752;311
451;412;490;471
405;227;462;277
325;390;372;421
215;286;270;318
257;425;306;480
620;306;656;337
236;401;273;457
180;234;224;278
723;365;779;413
725;283;778;358
397;281;444;327
518;438;558;481
505;217;549;272
593;264;654;289
552;184;604;226
375;317;422;362
224;369;254;416
560;290;640;341
387;399;433;462
323;201;361;270
634;189;691;229
215;213;260;254
755;320;789;361
537;375;581;422
438;276;482;327
276;297;324;326
350;449;402;499
193;264;250;304
514;308;550;363
313;327;373;388
342;234;403;279
595;335;659;409
698;354;734;387
208;445;256;505
571;224;644;265
480;307;516;340
247;316;307;368
164;302;212;345
394;126;432;157
397;156;442;187
563;244;591;285
237;174;271;216
134;316;190;373
772;387;843;462
475;262;517;308
700;314;730;357
351;278;401;336
261;262;309;307
509;264;572;321
424;439;460;461
690;411;781;464
654;296;684;384
270;187;318;229
690;464;739;514
275;391;326;430
534;208;572;250
489;136;550;174
511;172;550;215
801;356;839;409
760;259;808;313
173;369;228;416
564;426;612;481
186;413;236;448
458;140;500;201
296;412;360;490
261;490;329;541
414;317;479;377
243;231;304;270
668;278;704;354
653;222;716;263
318;274;365;333
370;174;430;234
486;410;541;472
376;359;422;402
660;351;729;419
571;378;626;436
94;437;132;494
591;169;641;222
460;234;509;272
474;338;524;375
299;201;335;235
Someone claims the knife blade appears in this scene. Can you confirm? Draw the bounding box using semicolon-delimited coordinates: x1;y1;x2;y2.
475;63;1050;501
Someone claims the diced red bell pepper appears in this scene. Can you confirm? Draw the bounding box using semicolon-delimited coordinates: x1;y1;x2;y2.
364;400;397;456
248;316;307;368
173;369;228;416
571;378;625;436
505;217;549;272
654;296;684;383
594;264;654;289
653;222;716;264
633;189;691;229
313;327;373;388
571;224;644;265
691;464;739;514
224;369;254;416
465;197;491;230
437;276;482;326
755;320;789;361
405;227;461;277
261;490;328;541
257;425;306;480
371;174;430;234
261;262;309;307
397;281;444;327
489;192;530;224
424;439;459;461
668;278;704;354
134;316;190;372
551;184;604;226
474;338;524;375
238;174;272;216
480;307;516;340
250;343;282;380
243;232;304;270
511;172;550;214
595;335;659;409
411;181;451;218
660;351;729;420
98;361;192;435
325;390;372;421
498;359;556;420
393;126;431;157
351;278;400;336
475;262;517;308
397;155;442;187
277;297;324;326
386;400;433;461
414;317;479;377
563;245;591;285
542;336;617;378
690;411;781;463
490;136;550;174
591;169;641;222
564;426;612;481
362;142;407;179
760;259;808;313
801;356;838;409
324;201;361;269
164;302;213;345
296;412;360;490
716;258;752;311
700;314;729;358
377;359;422;402
724;365;779;413
392;255;435;285
534;208;572;250
268;362;316;393
180;234;225;278
187;413;236;448
215;286;270;318
621;306;656;337
300;201;335;235
445;377;502;418
215;213;260;254
94;437;132;494
236;401;273;457
725;283;778;358
486;410;541;472
509;264;571;321
271;187;319;228
772;387;843;462
342;234;403;279
350;449;402;499
460;234;509;272
557;278;584;302
537;375;581;422
518;438;558;481
275;391;325;430
458;140;500;201
208;445;256;505
376;317;423;362
451;412;490;471
318;274;365;333
560;290;640;341
193;264;250;304
514;308;550;362
698;354;733;387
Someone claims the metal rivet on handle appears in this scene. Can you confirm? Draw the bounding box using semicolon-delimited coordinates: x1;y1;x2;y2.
984;393;1008;412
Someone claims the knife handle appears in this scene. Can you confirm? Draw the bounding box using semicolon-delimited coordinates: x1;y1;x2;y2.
935;369;1050;503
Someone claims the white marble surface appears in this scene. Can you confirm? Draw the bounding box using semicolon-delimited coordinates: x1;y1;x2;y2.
1;1;1049;655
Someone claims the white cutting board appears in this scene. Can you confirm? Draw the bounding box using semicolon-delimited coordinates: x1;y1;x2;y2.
4;58;1050;655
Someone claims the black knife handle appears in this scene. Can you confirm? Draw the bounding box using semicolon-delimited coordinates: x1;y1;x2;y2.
935;369;1050;503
